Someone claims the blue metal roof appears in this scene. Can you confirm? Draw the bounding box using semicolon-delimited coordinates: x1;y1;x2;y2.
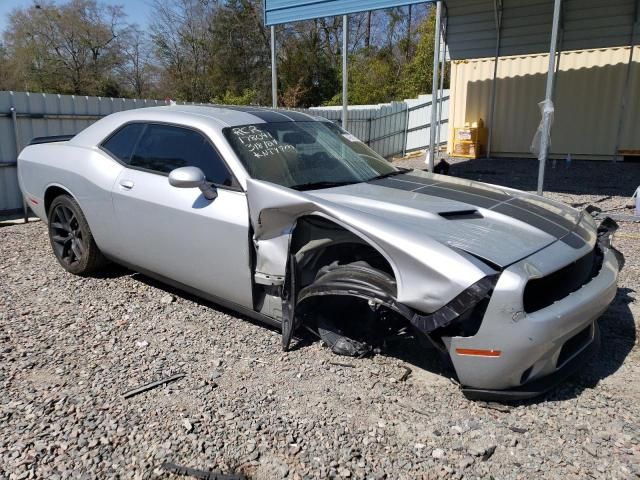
264;0;429;26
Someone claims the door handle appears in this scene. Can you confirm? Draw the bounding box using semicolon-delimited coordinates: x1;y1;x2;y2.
119;180;135;190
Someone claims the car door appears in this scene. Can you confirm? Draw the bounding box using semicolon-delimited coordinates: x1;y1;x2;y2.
105;122;253;308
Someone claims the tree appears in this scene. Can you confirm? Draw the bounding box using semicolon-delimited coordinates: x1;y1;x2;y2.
278;20;340;107
398;9;448;100
0;42;16;90
150;0;214;102
3;0;128;95
0;0;441;106
205;0;272;105
117;25;158;98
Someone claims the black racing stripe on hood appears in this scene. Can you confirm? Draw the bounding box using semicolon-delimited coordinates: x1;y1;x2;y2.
509;197;577;231
563;232;587;249
398;173;510;202
418;185;500;209
369;177;425;191
390;174;442;187
491;202;568;238
370;177;500;208
370;174;587;248
572;218;593;242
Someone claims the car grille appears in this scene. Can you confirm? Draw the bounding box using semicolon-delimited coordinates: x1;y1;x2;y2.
523;244;603;313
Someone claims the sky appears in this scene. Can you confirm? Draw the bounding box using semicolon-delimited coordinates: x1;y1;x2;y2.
0;0;152;35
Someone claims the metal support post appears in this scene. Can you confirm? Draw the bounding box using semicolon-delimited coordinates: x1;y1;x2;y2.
428;1;442;172
613;0;639;161
486;0;503;159
537;0;562;196
10;106;28;223
271;25;277;108
435;18;448;157
342;14;349;131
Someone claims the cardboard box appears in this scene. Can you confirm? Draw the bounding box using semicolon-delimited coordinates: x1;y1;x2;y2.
453;141;481;158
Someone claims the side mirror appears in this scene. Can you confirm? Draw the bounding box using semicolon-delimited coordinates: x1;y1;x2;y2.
168;166;217;200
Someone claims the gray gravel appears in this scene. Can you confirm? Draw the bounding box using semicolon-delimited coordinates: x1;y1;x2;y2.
1;158;639;479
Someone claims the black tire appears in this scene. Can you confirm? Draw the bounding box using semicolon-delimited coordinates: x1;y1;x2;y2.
47;195;106;276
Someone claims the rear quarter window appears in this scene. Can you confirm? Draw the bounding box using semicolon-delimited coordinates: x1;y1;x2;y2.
101;123;145;163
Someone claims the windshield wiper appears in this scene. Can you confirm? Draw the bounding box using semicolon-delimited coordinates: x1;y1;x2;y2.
368;167;412;181
290;180;359;191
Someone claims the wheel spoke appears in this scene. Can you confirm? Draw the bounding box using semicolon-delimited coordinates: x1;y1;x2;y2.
70;240;82;260
68;213;77;230
51;221;67;231
57;206;69;226
74;237;85;255
52;233;71;244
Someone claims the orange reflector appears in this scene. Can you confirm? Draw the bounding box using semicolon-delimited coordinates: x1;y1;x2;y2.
455;348;501;357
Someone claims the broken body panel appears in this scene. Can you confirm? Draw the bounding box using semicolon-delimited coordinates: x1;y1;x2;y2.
247;170;619;395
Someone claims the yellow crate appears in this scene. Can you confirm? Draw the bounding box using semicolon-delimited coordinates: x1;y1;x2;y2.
453;141;481;159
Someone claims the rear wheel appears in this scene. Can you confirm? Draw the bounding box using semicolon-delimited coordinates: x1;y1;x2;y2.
47;195;105;275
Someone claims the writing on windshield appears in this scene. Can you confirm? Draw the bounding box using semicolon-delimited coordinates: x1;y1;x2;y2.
231;125;295;159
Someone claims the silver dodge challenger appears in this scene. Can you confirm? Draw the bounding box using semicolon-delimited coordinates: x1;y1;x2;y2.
18;105;620;400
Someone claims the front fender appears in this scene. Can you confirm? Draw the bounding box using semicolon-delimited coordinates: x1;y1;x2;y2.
246;179;493;314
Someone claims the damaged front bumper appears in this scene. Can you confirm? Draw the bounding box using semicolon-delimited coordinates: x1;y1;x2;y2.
461;322;601;401
444;226;619;401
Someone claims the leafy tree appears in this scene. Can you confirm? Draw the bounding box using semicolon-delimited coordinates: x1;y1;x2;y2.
3;0;127;95
398;10;448;100
205;0;271;105
150;0;214;102
278;20;340;107
212;89;259;106
0;0;442;106
117;25;158;98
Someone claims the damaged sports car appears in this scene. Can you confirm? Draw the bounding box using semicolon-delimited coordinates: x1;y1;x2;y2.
18;106;620;400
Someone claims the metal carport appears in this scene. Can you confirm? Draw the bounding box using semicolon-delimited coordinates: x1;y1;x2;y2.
264;0;639;195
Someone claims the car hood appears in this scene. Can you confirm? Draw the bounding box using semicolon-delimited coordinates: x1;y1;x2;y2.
307;171;590;268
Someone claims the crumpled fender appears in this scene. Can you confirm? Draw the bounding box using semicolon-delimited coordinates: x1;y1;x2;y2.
247;179;495;314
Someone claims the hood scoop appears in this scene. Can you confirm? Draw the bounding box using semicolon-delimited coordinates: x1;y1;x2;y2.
438;209;483;220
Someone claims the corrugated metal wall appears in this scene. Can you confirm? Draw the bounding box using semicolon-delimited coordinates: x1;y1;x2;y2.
0;91;169;212
447;0;637;60
305;93;449;157
448;46;640;158
0;90;450;213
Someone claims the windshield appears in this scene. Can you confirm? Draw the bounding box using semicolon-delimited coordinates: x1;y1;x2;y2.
223;121;398;190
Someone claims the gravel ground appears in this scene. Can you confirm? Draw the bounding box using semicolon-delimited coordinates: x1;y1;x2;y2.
1;157;639;479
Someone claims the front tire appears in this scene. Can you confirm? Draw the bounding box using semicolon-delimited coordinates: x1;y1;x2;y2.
47;195;105;276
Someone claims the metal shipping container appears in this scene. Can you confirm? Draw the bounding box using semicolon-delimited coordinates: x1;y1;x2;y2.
448;46;640;159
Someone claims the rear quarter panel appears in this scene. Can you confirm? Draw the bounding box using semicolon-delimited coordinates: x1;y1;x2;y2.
18;142;123;254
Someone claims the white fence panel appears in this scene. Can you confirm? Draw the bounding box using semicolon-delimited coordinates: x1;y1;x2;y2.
1;90;450;213
1;91;168;213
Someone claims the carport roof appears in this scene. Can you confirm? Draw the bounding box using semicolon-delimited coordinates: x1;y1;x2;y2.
446;0;639;59
265;0;639;59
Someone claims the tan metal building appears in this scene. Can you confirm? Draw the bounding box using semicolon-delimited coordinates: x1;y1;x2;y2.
448;46;640;160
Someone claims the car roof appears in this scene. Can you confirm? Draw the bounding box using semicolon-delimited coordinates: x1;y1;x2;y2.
138;104;325;127
69;104;331;151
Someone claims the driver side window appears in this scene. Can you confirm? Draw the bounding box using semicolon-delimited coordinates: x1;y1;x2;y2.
102;123;236;188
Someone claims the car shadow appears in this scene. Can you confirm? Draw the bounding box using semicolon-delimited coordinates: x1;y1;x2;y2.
92;263;132;279
126;272;284;334
99;262;635;404
531;287;637;404
357;287;636;404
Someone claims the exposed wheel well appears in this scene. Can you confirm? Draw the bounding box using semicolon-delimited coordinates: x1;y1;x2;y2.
282;216;410;356
44;186;72;214
290;215;396;289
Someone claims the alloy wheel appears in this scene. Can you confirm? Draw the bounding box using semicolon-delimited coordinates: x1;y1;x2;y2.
50;204;85;266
